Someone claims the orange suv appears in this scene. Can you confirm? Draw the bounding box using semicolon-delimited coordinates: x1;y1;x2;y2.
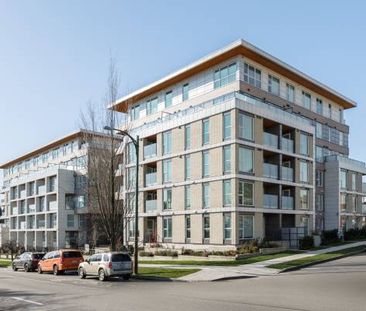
38;249;84;275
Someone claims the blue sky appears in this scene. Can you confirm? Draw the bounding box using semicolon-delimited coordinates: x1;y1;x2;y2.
1;0;366;181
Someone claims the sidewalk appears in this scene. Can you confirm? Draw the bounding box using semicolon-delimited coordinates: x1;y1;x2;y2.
141;241;366;282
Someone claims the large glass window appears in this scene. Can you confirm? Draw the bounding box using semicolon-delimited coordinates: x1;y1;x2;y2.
340;170;347;189
316;194;324;212
185;216;191;240
203;215;210;239
223;112;231;140
163;217;172;239
316;122;322;139
131;105;140;121
202;151;209;177
286;84;295;102
300;133;309;156
165;91;173;108
238;113;253;140
185;155;191;180
146;97;158;115
238;147;253;173
224;213;232;240
238;214;254;239
127;143;136;164
351;173;356;191
299;189;309;209
163;160;172;183
163;188;172;210
202;119;210;145
268;75;280;95
316;98;323;115
214;63;237;88
185;186;191;209
302;91;311;109
162;131;172;155
238;181;253;205
244;63;261;88
223;180;232;206
300;161;309;183
223;146;231;174
185;125;191;150
182;83;189;101
340;193;346;212
202;183;209;208
67;215;74;227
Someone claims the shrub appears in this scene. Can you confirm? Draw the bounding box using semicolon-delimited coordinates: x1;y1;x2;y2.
321;229;340;245
299;236;314;250
181;249;209;257
139;251;154;257
344;227;366;241
155;250;179;257
237;240;259;254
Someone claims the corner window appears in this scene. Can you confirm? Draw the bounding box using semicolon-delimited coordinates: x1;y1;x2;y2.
238;214;253;239
223;180;232;206
203;215;210;240
238;147;253;173
244;63;261;88
238;113;253;141
223;112;231;140
214;63;237;88
224;213;232;240
223;146;231;174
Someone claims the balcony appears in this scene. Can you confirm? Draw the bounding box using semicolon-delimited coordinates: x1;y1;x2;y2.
37;185;46;195
281;137;294;153
37;220;45;229
145;172;157;187
144;143;157;159
12;208;18;216
145;200;157;213
281;167;294;182
282;196;294;210
48;201;57;211
264;132;278;149
263;163;278;179
27;222;35;229
28;204;36;213
19;190;26;198
263;194;278;209
20;221;26;230
362;205;366;214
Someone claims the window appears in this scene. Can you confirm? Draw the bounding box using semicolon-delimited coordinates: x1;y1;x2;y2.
185;216;191;240
214;63;237;88
315;146;323;162
163;160;172;183
182;83;189;101
51;148;59;160
224;213;231;240
79;214;85;228
185;125;191;150
223;112;231;140
202;119;210;145
185;155;191;180
67;215;74;227
238;147;253;173
203;215;210;240
129;218;135;238
299;189;309;209
185;186;191;209
328;104;332;119
350;195;356;212
316;170;324;187
286;84;295;102
238;181;253;205
127;167;136;189
146;97;158;115
238;214;254;239
238;113;253;140
244;63;261;88
163;217;172;239
300;133;309;156
48;176;56;192
223;180;232;206
302;91;311;109
316;98;323;115
351;173;356;191
300;161;309;183
223;146;231;174
316;122;322;139
316;194;324;212
162;131;172;155
202;151;209;177
268;75;280;95
340;170;347;189
202;183;209;208
163;188;172;210
131;105;140;120
127;143;136;164
165;91;173;108
340;193;346;212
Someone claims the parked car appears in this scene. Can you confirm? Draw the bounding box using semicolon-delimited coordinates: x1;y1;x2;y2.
78;252;132;281
38;249;84;275
12;252;46;272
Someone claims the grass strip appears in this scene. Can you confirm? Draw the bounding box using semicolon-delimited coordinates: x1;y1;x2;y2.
268;246;365;270
137;267;200;279
140;251;301;267
0;259;11;268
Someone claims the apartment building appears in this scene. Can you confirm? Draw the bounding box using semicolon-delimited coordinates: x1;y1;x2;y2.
112;39;366;249
0;130;92;250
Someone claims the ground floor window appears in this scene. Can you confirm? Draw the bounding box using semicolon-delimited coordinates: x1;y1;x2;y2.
203;215;210;240
185;215;191;240
224;213;231;240
163;216;172;239
238;214;254;239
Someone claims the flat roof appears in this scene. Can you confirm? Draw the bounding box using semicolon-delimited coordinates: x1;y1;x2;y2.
111;39;357;112
0;129;109;169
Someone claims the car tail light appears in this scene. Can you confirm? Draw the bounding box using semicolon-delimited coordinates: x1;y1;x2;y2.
108;262;112;269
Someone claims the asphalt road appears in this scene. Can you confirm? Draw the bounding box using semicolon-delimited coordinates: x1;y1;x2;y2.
0;253;365;311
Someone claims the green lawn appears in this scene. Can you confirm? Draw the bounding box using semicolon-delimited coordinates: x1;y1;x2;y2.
268;246;365;270
137;267;200;279
0;259;11;268
140;251;301;267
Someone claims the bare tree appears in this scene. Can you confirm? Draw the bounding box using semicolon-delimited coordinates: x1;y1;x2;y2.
80;59;132;251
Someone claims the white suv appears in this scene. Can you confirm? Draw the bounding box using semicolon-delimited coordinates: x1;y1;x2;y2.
78;252;132;281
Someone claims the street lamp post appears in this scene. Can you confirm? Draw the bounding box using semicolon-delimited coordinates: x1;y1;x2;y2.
104;126;139;275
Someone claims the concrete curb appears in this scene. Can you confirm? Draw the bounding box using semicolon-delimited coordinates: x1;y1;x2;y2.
278;248;366;273
132;275;185;282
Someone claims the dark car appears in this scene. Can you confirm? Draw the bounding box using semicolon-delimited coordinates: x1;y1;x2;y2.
12;252;45;272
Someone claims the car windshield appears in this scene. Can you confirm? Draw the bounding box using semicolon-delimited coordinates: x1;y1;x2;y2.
63;251;82;258
111;254;131;262
32;254;45;260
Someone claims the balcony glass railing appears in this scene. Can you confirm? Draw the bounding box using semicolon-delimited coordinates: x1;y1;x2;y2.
281;167;294;182
144;143;157;159
263;194;278;209
263;163;278;179
19;190;26;198
264;132;278;149
48;201;57;211
37;185;46;195
145;172;157;186
145;200;157;212
281;137;294;153
28;204;36;213
282;196;294;210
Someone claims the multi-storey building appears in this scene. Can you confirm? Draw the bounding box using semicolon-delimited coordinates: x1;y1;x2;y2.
112;39;366;249
0;130;92;250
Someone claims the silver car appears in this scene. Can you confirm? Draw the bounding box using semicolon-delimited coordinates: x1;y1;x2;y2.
78;252;133;281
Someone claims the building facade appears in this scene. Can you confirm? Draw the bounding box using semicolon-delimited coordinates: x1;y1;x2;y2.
112;39;366;249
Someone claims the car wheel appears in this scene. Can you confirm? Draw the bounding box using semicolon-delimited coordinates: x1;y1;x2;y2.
12;264;18;271
53;265;60;276
24;264;30;272
122;274;131;281
37;266;43;274
98;269;107;282
79;267;86;279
